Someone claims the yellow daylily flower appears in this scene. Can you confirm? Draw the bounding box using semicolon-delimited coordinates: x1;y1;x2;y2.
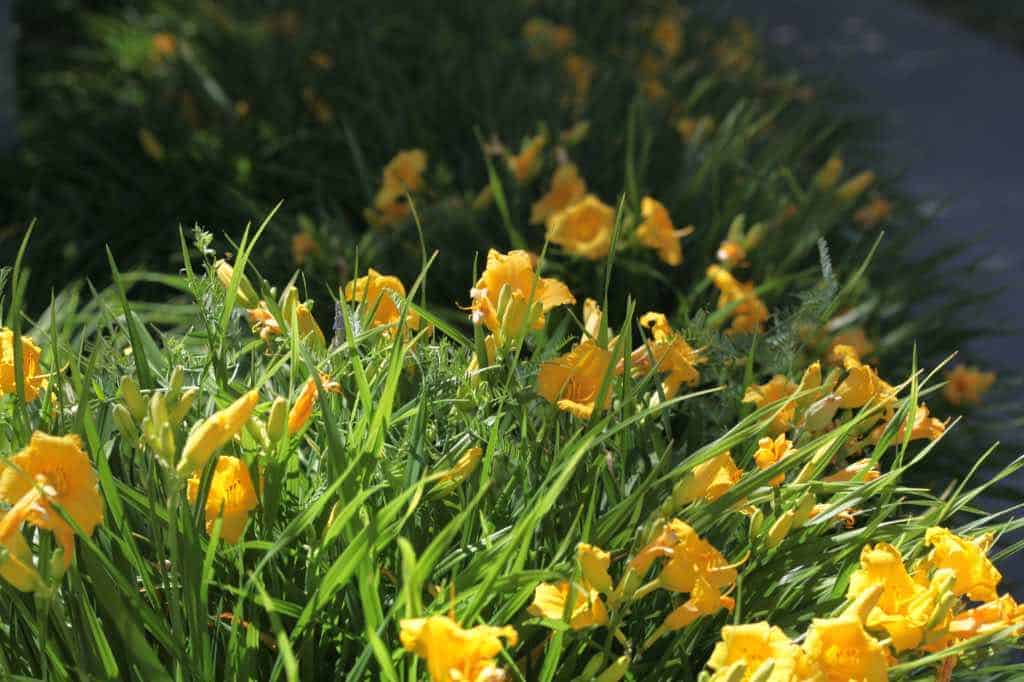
716;239;747;267
870;403;947;446
0;512;42;592
662;574;735;631
707;265;769;335
507;130;548;184
828;328;875;364
0;432;103;570
529;580;608;629
547;194;615;260
823;458;880;484
673;452;743;505
814;155;844;190
943;365;996;406
754;434;795;487
400;615;517;682
291;232;320;266
924;527;1002;602
742;375;797;435
343;268;421;333
0;328;48;402
847;543;951;652
803;613;888;682
577;543;614;594
366;149;427;227
634;312;703;398
837;171;875;202
636;197;688;266
469;249;575;335
186;455;258;543
707;622;821;682
179;390;259;474
536;338;615;419
835;355;895;413
530;163;587;226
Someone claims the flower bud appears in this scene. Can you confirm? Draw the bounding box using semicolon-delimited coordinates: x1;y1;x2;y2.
168;365;185;402
178;390;259;475
837;171;875;202
791;491;817;528
801;394;842;432
814;155;843;190
168;388;198;426
120;375;146;420
279;285;299;323
766;510;795;548
112;404;139;441
580;653;606;679
595;656;630;682
748;507;764;543
295;304;326;349
214;259;259;308
267;397;288;443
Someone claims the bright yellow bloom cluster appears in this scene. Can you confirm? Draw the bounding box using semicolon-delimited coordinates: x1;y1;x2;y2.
0;327;48;401
0;433;103;590
707;265;769;334
399;615;517;682
529;543;613;630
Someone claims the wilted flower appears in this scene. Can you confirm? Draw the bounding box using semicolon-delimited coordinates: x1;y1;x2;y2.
547;195;615;260
187;455;258;544
0;328;48;402
400;615;517;682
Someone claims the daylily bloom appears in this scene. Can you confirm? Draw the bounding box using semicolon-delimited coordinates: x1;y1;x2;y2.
179;390;259;474
634;312;703;398
366;149;427;227
343;269;421;333
707;265;768;334
943;365;996;406
707;622;820;682
530;163;587;226
507;130;548;184
0;510;41;591
547;194;615;260
529;580;609;629
924;527;1002;602
716;239;746;266
673;452;743;505
536;338;615;419
803;613;888;682
835;354;895;415
0;327;47;402
742;375;797;435
854;196;892;229
187;455;258;543
468;249;574;335
0;433;103;570
869;403;947;446
577;543;614;594
823;458;880;484
847;543;953;651
400;615;517;682
754;434;795;487
636;197;688;266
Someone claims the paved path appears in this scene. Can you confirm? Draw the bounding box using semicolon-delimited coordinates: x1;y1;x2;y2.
707;0;1024;592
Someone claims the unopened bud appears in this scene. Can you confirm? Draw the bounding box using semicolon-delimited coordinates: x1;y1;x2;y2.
748;507;765;543
837;170;875;202
267;397;288;443
112;404;139;441
766;510;795;548
595;656;630;682
791;491;817;528
168;388;198;426
295;304;326;349
580;653;606;679
120;375;146;420
148;392;169;429
214;259;259;308
168;366;185;402
279;285;299;322
801;394;842;432
814;155;843;190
